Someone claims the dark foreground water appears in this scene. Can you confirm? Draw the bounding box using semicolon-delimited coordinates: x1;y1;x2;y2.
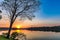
0;30;60;40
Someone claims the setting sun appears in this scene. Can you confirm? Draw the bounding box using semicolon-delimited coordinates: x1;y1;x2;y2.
16;25;22;28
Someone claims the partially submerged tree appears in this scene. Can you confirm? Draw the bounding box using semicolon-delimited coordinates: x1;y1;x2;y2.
0;0;40;38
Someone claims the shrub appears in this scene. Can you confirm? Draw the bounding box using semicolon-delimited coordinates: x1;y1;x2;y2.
11;32;26;40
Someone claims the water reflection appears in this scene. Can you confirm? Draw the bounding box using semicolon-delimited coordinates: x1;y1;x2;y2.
0;30;60;40
16;30;22;33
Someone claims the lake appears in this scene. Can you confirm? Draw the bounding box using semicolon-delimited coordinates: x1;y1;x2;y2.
0;30;60;40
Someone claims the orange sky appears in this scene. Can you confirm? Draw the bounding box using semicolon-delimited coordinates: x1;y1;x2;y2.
0;18;60;28
0;13;60;28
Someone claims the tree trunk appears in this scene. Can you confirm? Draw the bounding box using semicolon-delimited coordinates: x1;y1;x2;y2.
6;21;13;38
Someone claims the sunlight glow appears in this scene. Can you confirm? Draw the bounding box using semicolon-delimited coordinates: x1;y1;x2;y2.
16;30;21;33
16;25;22;33
16;25;22;28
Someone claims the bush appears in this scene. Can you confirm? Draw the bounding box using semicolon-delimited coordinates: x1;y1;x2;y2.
2;33;8;37
11;32;18;39
11;32;26;40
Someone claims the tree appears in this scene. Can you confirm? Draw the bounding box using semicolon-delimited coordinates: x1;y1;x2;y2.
0;0;40;38
0;10;2;13
0;10;2;19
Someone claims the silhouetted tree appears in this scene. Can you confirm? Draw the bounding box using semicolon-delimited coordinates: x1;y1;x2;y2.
0;0;40;38
0;10;2;19
0;10;2;13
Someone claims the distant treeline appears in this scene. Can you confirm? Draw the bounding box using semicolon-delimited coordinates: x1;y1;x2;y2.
25;26;60;32
0;26;60;32
0;28;24;31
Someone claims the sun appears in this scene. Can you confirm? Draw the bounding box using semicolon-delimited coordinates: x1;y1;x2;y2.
16;25;22;28
15;25;22;33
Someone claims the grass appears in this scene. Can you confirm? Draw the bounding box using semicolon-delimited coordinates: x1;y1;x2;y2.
0;35;13;40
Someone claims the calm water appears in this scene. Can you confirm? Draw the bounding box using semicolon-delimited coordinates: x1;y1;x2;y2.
0;30;60;40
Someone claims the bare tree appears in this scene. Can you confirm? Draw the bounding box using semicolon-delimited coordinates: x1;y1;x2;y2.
0;10;2;13
0;0;40;38
0;10;2;19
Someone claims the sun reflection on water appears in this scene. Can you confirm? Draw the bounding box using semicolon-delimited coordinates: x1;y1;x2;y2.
16;30;22;33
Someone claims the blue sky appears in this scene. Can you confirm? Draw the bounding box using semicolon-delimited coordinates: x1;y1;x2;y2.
0;0;60;20
36;0;60;20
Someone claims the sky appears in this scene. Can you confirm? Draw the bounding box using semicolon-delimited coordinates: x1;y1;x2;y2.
0;0;60;28
35;0;60;25
39;0;60;19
